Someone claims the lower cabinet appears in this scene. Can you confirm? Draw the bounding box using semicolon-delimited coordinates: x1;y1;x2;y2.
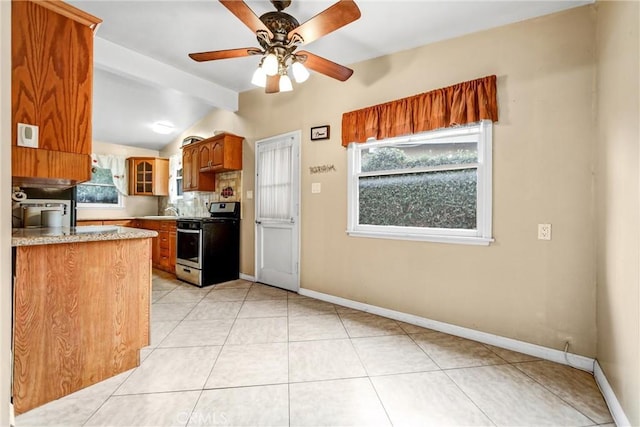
77;219;134;227
132;219;177;274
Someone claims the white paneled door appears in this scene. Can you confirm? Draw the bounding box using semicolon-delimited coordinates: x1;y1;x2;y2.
255;131;300;292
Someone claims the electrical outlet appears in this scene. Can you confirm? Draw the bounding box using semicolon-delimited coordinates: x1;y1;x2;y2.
311;183;321;194
538;223;552;240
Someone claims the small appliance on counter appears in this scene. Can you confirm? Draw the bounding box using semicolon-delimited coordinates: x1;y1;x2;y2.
12;187;77;228
176;202;241;287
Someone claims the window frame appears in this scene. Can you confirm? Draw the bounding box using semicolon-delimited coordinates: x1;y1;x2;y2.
77;167;124;209
347;120;493;246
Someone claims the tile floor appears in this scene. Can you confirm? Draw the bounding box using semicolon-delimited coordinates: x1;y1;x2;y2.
17;270;615;427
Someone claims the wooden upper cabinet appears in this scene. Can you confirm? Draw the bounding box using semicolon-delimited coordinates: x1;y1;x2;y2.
11;0;101;188
197;133;243;173
128;157;169;196
183;142;215;192
182;146;195;191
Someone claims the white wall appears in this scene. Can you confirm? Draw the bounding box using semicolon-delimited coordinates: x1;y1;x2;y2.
76;141;161;219
1;1;12;424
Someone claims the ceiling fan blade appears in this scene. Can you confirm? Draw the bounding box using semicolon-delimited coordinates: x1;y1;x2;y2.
288;0;361;45
298;51;353;81
265;75;280;94
189;48;260;62
219;0;273;38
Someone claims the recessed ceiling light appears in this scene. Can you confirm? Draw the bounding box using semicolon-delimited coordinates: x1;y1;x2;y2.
151;121;175;135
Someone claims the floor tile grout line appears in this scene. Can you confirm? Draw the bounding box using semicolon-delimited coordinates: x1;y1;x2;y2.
405;330;445;371
365;376;395;426
287;293;291;427
344;316;396;426
183;390;204;427
513;363;607;425
199;281;253;392
441;368;499;427
21;271;612;426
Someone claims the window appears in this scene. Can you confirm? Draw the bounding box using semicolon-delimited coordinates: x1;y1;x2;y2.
169;152;183;202
347;120;493;245
77;167;123;208
176;167;183;197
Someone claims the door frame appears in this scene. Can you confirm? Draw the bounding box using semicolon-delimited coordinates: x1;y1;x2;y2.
254;130;301;291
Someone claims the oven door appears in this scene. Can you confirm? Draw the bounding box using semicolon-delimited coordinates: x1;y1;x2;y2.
176;228;202;269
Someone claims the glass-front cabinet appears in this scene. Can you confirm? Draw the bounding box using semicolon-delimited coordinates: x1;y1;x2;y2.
128;157;170;196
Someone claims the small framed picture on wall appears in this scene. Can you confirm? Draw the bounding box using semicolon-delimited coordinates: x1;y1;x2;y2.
310;125;330;141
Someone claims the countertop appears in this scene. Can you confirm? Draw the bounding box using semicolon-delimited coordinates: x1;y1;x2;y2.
77;216;179;221
12;226;158;247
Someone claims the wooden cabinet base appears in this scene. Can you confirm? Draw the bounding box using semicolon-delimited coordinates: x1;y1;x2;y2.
12;238;151;414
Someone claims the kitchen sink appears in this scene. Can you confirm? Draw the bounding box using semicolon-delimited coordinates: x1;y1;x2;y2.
142;215;178;219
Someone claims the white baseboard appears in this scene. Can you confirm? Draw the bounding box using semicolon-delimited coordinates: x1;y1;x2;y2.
299;288;595;372
594;360;632;426
239;273;256;282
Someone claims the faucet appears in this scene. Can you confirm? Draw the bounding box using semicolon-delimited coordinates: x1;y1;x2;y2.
164;206;180;217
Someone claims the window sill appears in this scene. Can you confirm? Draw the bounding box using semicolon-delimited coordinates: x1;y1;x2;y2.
346;230;494;246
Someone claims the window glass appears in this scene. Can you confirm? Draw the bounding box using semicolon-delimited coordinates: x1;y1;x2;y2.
359;169;477;229
361;143;477;173
77;167;123;207
176;168;183;197
347;121;493;245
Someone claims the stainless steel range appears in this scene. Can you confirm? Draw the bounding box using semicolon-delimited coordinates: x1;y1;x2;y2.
175;202;241;287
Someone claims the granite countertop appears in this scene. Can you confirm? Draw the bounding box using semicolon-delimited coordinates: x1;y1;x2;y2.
78;217;179;221
12;226;158;247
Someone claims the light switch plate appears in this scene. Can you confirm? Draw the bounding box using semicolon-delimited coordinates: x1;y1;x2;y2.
311;183;321;194
246;190;253;200
17;123;39;148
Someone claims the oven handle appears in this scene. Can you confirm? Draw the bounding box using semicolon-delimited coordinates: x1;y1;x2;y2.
177;229;200;234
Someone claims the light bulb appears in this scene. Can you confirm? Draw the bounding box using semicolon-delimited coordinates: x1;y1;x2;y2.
291;61;309;83
262;53;279;76
251;67;266;87
279;74;293;92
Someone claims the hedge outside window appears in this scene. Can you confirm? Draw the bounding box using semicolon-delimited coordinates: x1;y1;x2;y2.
77;167;123;208
347;120;493;245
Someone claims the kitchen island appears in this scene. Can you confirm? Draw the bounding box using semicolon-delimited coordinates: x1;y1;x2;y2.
11;226;157;414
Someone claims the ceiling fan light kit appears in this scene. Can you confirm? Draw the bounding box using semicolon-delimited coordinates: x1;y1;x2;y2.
251;66;267;88
189;0;361;94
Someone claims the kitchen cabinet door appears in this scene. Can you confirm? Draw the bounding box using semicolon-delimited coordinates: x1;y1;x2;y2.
11;1;101;188
211;141;225;169
128;157;169;196
198;142;213;171
169;228;177;273
182;146;195;191
182;144;215;192
191;133;243;173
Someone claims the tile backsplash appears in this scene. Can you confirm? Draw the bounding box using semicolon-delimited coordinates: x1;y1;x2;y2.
159;171;242;217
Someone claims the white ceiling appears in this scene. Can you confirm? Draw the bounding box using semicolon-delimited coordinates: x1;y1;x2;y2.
69;0;592;151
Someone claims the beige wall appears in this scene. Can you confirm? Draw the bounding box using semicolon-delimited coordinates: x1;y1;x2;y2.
227;5;599;356
595;1;640;425
1;1;12;424
76;141;161;219
163;14;640;426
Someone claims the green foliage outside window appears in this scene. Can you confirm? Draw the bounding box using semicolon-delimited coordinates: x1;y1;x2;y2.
359;147;477;230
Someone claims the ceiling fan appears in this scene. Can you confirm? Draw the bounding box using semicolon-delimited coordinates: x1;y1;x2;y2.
189;0;361;94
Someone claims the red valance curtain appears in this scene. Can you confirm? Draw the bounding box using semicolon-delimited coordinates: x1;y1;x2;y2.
341;75;498;147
